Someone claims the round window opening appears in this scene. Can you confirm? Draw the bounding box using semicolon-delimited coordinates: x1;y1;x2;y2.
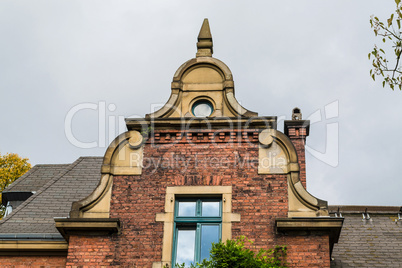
192;99;214;117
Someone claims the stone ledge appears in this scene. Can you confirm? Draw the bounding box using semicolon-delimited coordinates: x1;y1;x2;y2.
0;240;68;256
55;218;120;241
126;117;277;131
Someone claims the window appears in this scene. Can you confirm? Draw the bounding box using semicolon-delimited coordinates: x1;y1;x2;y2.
192;99;214;117
154;186;239;268
172;198;222;267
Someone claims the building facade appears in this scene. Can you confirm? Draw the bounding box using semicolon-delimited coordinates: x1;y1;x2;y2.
2;19;399;268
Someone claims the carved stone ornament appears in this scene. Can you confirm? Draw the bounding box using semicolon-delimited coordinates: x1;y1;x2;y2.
69;130;145;218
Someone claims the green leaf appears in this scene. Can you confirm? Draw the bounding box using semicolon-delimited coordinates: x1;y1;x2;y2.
388;14;394;27
398;19;401;29
383;81;386;87
398;10;402;19
396;0;401;6
372;74;376;81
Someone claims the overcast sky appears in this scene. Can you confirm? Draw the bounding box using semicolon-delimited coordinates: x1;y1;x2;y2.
1;0;401;206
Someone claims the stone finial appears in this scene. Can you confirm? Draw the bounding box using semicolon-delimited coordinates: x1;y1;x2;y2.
196;19;213;57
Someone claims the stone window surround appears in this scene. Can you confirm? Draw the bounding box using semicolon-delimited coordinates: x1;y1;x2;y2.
153;186;240;268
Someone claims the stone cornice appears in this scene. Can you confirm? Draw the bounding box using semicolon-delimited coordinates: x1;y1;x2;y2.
0;240;68;256
55;218;120;241
126;116;277;131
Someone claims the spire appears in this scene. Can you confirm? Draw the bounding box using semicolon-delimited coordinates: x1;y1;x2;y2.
196;19;213;57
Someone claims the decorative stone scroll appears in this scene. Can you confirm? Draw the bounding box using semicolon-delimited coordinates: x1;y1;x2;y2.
69;130;145;219
258;129;289;174
258;128;329;217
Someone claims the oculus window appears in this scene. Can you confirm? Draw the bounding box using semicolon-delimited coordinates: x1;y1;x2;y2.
192;100;214;117
173;198;221;267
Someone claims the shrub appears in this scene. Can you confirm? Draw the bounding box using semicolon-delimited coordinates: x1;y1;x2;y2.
173;236;287;268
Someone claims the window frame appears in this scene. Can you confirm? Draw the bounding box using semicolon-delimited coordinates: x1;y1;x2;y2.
172;198;222;266
191;99;214;117
153;186;240;268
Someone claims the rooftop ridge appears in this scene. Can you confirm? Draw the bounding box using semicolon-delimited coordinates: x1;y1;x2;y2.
30;163;71;167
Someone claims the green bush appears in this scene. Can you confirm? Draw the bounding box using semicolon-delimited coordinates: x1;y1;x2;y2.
173;236;287;268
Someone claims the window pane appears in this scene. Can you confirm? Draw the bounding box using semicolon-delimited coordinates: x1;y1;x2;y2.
176;229;196;267
201;201;220;216
193;103;213;117
178;202;196;217
200;224;220;261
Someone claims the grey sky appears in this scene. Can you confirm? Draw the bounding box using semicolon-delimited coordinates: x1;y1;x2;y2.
0;0;401;206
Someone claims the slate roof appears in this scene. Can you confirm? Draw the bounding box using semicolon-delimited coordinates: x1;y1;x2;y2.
330;206;402;268
0;157;102;234
3;164;70;193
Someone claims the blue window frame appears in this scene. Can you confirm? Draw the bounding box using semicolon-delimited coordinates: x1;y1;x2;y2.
172;198;222;267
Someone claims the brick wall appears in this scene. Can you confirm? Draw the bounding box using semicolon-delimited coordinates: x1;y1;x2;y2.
0;256;66;267
65;129;329;267
286;126;308;188
285;235;330;268
66;235;117;267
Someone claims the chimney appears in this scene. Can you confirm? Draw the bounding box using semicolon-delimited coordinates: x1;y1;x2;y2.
284;107;310;188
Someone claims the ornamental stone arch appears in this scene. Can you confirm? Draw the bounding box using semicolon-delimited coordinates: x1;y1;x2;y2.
146;19;256;119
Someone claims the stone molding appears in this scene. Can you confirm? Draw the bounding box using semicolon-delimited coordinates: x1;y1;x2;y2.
0;241;68;256
55;218;120;241
144;20;258;122
68;131;144;219
145;57;257;119
126;117;277;131
258;129;329;217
